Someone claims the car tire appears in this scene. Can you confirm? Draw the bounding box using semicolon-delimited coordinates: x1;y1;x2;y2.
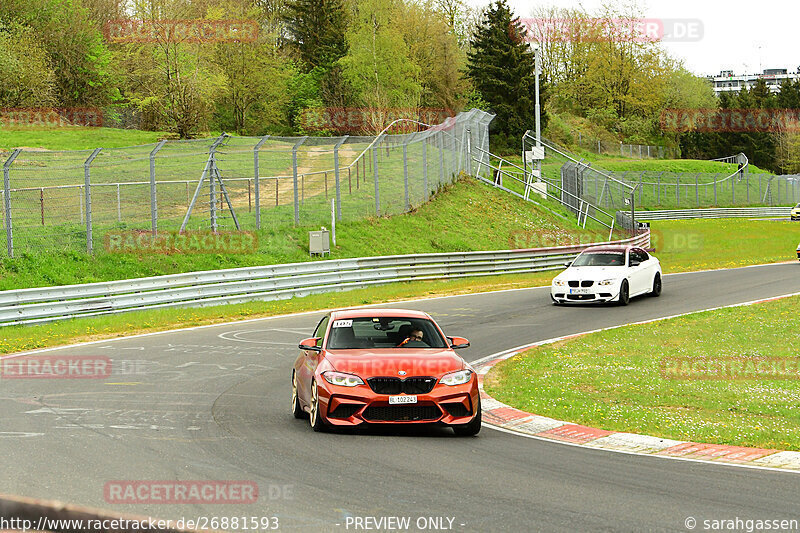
291;371;305;419
650;273;662;297
308;379;328;432
618;280;630;306
452;401;481;436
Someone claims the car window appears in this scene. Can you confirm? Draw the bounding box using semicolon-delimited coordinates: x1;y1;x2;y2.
327;317;448;349
313;316;329;347
630;249;645;264
572;251;626;267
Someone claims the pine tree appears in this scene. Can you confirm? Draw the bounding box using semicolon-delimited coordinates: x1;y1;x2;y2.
283;0;348;71
466;0;547;150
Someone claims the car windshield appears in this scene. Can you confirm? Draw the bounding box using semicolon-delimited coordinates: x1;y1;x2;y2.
327;317;448;349
571;251;626;267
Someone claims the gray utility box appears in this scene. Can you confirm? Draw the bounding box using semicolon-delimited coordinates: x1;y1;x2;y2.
309;230;330;256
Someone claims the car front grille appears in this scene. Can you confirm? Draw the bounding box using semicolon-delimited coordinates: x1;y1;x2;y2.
568;280;579;287
568;280;594;287
362;405;442;421
367;377;437;395
581;280;594;287
567;294;596;301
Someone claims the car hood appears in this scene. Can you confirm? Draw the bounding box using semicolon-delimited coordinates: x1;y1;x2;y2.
324;349;465;378
556;266;626;280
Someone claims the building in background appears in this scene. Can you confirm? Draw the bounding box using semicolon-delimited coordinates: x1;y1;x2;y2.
707;68;799;95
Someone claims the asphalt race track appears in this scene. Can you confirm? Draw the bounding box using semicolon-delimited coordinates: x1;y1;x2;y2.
2;263;800;532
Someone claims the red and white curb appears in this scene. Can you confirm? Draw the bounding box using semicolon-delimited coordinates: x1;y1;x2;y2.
474;290;800;472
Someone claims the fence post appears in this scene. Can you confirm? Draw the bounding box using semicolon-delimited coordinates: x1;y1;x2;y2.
333;136;348;221
714;174;717;206
465;128;472;175
438;131;445;187
84;148;101;254
373;135;383;216
598;140;601;153
676;176;679;206
695;173;700;207
403;142;410;211
3;149;20;257
254;135;269;229
149;140;166;235
292;136;307;226
620;142;623;157
657;172;662;205
423;135;429;202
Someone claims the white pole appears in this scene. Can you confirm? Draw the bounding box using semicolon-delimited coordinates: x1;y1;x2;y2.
331;198;336;247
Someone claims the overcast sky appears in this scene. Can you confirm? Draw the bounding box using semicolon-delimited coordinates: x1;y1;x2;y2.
465;0;799;77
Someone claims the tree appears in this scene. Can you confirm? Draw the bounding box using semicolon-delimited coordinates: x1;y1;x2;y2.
466;0;546;150
0;21;56;107
282;0;348;71
339;0;422;133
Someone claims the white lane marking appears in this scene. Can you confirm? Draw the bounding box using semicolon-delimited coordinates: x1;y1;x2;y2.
0;432;44;438
217;330;299;345
2;261;796;361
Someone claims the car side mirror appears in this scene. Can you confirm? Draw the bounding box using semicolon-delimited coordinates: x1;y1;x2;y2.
448;336;470;349
630;260;640;267
299;337;322;352
564;261;572;268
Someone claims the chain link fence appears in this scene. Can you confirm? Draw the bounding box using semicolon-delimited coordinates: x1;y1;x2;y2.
0;109;494;257
574;133;679;159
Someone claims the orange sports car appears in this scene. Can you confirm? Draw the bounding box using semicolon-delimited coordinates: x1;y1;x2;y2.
291;308;480;436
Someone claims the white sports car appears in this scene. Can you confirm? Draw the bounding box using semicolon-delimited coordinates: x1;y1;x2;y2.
551;245;662;305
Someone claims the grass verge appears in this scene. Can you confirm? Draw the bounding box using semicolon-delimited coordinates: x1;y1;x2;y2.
484;295;800;451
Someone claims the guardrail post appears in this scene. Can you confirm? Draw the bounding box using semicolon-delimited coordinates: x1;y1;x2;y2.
3;149;20;257
84;148;101;254
253;135;269;229
333;136;347;221
373;135;382;216
149;140;166;235
292;136;307;226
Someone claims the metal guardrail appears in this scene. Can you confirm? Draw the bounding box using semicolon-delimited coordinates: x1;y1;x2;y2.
635;207;792;220
0;231;650;326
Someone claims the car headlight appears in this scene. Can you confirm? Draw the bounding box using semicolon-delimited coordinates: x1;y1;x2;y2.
553;279;566;287
440;369;473;386
322;371;364;387
598;279;617;286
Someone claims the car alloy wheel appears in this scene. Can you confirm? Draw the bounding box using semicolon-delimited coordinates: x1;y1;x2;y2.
291;371;304;419
650;273;662;297
618;280;630;306
453;401;482;436
309;379;327;432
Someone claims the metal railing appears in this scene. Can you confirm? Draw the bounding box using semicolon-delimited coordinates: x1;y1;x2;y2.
0;109;495;257
0;231;650;326
634;207;793;220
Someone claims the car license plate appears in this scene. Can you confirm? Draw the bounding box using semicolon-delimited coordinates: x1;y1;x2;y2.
570;288;591;294
389;395;417;405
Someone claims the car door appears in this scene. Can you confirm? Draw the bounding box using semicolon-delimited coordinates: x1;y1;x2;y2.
628;249;650;295
299;315;329;404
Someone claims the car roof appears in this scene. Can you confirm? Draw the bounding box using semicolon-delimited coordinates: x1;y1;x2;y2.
581;245;631;253
330;308;432;320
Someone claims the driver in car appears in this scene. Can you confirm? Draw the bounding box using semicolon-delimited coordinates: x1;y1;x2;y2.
397;328;424;347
